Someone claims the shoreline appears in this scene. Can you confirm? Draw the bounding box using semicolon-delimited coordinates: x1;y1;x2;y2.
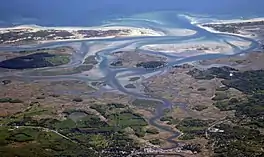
0;24;165;46
0;24;165;36
194;17;264;38
200;17;264;25
196;24;255;38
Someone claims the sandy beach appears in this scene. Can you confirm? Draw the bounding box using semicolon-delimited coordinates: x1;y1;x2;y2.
196;24;255;38
202;17;264;25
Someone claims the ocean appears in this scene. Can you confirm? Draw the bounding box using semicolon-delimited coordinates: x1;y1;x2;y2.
1;0;264;27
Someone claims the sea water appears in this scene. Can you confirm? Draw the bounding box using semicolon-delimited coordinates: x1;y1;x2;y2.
0;0;264;27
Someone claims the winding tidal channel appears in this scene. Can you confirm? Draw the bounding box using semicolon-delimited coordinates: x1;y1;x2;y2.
0;14;260;149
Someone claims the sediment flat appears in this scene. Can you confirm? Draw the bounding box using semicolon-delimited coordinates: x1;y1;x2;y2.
140;40;251;56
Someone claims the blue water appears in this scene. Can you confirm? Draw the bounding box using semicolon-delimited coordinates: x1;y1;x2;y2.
1;0;264;27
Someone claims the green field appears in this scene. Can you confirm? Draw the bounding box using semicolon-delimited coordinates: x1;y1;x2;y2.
0;103;149;156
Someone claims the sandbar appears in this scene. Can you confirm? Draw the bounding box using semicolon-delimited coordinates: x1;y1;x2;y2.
164;28;197;36
141;41;236;56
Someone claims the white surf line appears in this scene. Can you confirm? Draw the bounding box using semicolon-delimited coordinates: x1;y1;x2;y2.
201;17;264;25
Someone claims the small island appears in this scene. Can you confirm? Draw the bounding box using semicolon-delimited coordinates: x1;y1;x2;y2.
136;61;167;69
110;50;167;68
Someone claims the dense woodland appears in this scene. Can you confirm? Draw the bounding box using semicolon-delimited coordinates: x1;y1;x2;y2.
188;67;264;156
0;30;74;44
136;61;166;69
0;52;70;69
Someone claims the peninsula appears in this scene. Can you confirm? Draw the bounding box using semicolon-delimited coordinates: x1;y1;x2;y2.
0;25;164;46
